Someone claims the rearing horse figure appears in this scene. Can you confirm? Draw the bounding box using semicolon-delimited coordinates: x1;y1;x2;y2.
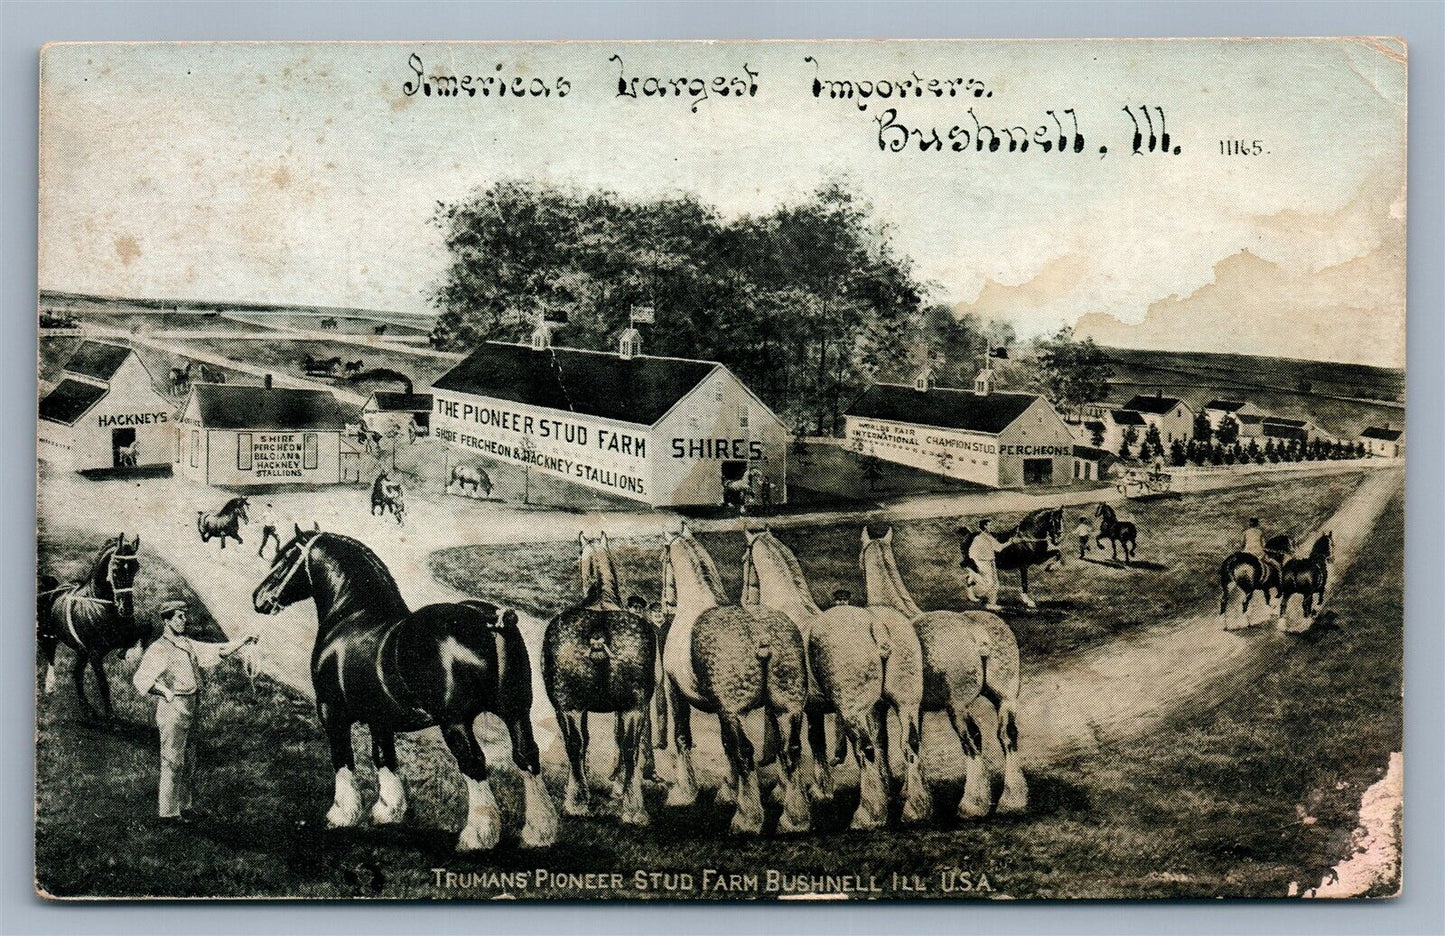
960;507;1064;608
660;524;811;835
542;532;655;826
742;529;923;829
1279;532;1334;620
860;527;1028;816
198;496;249;549
38;534;144;719
1094;503;1138;563
252;525;558;852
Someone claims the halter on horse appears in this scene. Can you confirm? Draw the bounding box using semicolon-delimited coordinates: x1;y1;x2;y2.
859;527;1028;816
541;532;656;825
743;528;922;829
660;525;811;835
251;525;557;852
38;534;144;719
1094;503;1138;563
1279;532;1334;620
197;496;249;549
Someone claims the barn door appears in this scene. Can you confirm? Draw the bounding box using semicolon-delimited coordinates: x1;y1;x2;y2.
111;427;136;467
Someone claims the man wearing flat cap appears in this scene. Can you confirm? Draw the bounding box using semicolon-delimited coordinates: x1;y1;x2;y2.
132;599;257;823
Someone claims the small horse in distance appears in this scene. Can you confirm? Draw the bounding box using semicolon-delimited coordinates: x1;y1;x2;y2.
38;534;145;720
1279;532;1334;620
1094;503;1138;562
660;524;812;835
449;464;492;499
960;506;1064;609
198;496;249;549
860;527;1028;816
319;316;338;330
115;441;140;468
371;472;405;525
252;525;557;851
542;532;656;825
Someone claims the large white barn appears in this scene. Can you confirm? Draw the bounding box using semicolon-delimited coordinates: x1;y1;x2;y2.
429;329;788;508
39;340;174;472
843;366;1073;488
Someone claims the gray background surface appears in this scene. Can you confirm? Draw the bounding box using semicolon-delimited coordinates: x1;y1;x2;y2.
3;2;1440;934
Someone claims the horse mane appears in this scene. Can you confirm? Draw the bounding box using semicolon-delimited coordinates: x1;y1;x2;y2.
864;539;922;618
222;496;248;512
581;542;623;607
85;538;120;592
313;533;410;618
1310;533;1333;559
756;534;821;615
677;537;729;605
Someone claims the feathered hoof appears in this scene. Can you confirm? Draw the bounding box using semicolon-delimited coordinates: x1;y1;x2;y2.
520;816;559;849
619;804;651;828
455;822;500;853
327;804;363;828
563;778;591;817
608;779;625;801
520;772;560;848
371;799;406;825
729;807;764;836
956;793;991;819
715;780;736;806
997;772;1029;814
777;807;811;835
767;782;786;805
848;806;886;832
665;786;697;808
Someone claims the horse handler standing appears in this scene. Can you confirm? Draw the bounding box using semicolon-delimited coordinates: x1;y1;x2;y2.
964;518;1013;611
131;601;257;823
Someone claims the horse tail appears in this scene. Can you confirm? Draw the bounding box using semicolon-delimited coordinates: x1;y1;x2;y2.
756;641;781;767
1218;558;1234;614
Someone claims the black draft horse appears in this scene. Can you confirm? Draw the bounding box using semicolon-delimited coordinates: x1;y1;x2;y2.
38;534;144;719
198;496;249;549
1094;503;1138;562
1279;532;1334;620
252;525;558;852
542;532;656;825
1218;552;1281;625
960;506;1065;608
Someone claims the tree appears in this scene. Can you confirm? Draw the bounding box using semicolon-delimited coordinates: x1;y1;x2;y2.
1265;439;1279;463
516;435;537;505
1033;326;1113;421
1216;414;1240;446
1193;411;1213;442
1143;423;1164;461
1122;424;1139;459
1117;437;1132;461
1246;439;1262;464
1090;422;1106;448
1169;439;1187;467
860;454;885;491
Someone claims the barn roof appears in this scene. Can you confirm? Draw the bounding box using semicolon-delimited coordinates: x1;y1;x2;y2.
432;342;721;427
1110;409;1146;426
39;378;108;425
1237;413;1264;424
64;340;132;382
1204;399;1250;412
367;391;433;413
1360;425;1403;441
188;384;354;430
844;383;1043;435
1121;393;1188;414
1263;416;1308;428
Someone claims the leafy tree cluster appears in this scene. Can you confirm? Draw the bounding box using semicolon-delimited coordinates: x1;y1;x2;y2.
1168;436;1366;467
429;179;932;434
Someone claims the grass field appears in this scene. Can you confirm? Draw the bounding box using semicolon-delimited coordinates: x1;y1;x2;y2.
185;336;455;398
35;479;1401;899
432;473;1366;664
224;311;432;337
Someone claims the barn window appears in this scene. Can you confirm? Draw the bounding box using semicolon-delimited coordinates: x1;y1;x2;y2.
738;405;749;429
713;384;724;403
688;414;700;431
303;433;319;470
236;432;253;470
190;430;199;468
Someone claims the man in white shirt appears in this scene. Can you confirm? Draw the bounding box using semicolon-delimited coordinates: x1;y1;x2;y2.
131;601;257;823
257;504;281;559
965;519;1013;611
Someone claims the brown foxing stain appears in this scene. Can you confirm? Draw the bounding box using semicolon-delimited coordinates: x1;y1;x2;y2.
113;235;141;265
271;165;292;189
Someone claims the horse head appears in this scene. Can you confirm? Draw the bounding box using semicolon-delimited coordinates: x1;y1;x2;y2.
1095;503;1112;520
253;522;322;615
105;533;140;619
1313;531;1335;563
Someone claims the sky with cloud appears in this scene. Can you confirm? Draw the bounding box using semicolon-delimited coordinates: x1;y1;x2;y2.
39;39;1406;368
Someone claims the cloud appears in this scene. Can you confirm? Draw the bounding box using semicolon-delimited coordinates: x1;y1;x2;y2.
950;253;1090;336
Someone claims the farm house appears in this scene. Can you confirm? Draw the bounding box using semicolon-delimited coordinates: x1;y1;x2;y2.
429;326;788;508
1118;392;1195;442
843;364;1074;488
361;391;433;438
175;380;362;486
1360;424;1404;457
38;340;174;472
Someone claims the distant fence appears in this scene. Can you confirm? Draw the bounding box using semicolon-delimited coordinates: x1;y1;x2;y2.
1163;456;1398;478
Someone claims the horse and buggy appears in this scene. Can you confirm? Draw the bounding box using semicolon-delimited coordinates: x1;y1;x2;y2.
1117;466;1172;498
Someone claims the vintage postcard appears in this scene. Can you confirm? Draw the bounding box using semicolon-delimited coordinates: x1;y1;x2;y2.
36;39;1405;900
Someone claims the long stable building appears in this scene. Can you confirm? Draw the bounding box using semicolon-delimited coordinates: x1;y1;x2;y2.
429;328;788;507
843;366;1074;488
39;340;174;472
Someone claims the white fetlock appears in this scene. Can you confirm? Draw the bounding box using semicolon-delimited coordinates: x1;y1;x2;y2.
811;760;836;801
520;772;560;848
326;767;364;828
716;777;737;806
777;774;812;834
563;775;591;817
997;755;1029;814
666;747;698;807
456;777;501;852
849;759;888;831
1020;593;1037;609
619;775;650;828
900;756;932;824
370;767;407;825
729;772;764;835
44;664;56;695
958;755;991;818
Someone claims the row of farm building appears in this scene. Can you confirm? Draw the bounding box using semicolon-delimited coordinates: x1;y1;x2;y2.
38;331;1403;507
